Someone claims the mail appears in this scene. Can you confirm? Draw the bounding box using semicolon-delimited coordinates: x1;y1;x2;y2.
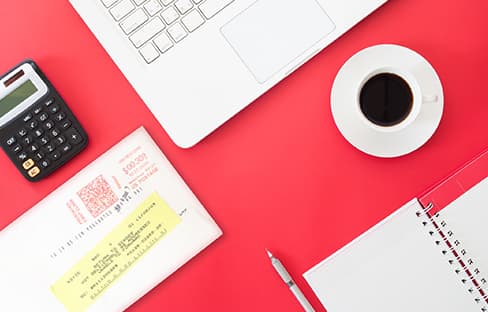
0;127;222;311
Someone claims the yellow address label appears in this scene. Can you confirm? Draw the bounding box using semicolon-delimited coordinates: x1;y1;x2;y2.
51;192;181;312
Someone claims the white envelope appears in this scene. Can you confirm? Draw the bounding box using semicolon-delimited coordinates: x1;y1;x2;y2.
0;127;222;312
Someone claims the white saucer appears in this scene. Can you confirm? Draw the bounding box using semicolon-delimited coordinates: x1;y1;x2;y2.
331;44;444;158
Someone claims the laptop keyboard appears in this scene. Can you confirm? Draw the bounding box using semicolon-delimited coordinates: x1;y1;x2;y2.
101;0;235;63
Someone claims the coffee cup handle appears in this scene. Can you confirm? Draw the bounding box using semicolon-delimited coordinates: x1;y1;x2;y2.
423;94;439;103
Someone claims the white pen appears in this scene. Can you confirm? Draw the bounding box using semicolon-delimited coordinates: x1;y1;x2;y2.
266;249;315;312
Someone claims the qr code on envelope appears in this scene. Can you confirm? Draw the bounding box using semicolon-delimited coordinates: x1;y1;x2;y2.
77;175;119;218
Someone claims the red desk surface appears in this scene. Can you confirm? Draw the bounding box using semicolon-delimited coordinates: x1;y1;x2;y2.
1;1;487;311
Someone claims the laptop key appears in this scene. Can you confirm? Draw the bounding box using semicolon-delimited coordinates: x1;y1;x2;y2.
182;10;205;32
120;9;148;34
130;17;165;48
139;43;161;63
161;7;179;25
154;33;174;53
175;0;193;15
101;0;118;7
99;0;233;66
144;0;163;16
199;0;234;19
167;23;188;42
110;0;135;21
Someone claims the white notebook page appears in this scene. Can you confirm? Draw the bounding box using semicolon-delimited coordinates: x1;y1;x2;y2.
304;199;478;312
438;177;488;300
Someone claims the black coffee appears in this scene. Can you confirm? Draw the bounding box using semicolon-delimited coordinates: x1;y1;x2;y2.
359;73;413;127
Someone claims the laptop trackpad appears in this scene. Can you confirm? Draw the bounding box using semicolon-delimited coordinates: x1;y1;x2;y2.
221;0;335;83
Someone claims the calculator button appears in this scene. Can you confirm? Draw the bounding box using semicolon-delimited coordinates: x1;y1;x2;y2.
39;113;49;122
61;120;72;130
55;136;66;145
40;159;50;168
55;112;66;122
28;120;38;129
51;128;60;137
44;120;55;130
6;136;16;146
13;144;22;153
35;151;44;160
45;98;55;107
66;128;83;145
28;166;41;178
23;114;33;122
22;159;35;170
34;128;44;137
40;136;50;145
33;106;43;115
28;144;40;153
22;136;33;145
51;150;61;161
61;144;72;153
18;152;28;161
49;105;60;114
44;143;56;153
18;128;28;137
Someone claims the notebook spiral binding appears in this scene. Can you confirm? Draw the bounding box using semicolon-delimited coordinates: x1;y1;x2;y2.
416;202;488;311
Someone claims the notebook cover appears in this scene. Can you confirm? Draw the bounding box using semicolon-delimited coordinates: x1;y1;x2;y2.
419;149;488;308
304;148;488;312
419;148;488;215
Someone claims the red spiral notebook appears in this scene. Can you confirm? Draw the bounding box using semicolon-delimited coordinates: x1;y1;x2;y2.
304;149;488;312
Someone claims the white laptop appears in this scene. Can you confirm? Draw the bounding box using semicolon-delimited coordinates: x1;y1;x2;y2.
69;0;388;148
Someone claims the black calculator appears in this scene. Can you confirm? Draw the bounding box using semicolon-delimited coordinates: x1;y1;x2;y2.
0;60;88;182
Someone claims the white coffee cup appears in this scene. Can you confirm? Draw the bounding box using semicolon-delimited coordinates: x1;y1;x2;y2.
356;66;439;133
331;44;444;158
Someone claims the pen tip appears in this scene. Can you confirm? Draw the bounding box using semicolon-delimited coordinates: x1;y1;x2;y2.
266;248;273;258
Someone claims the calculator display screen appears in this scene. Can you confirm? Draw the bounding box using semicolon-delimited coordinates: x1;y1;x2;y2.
0;80;38;118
